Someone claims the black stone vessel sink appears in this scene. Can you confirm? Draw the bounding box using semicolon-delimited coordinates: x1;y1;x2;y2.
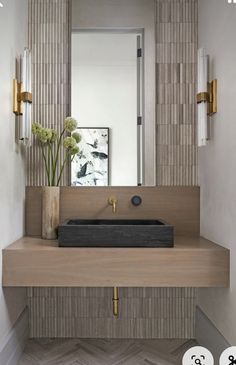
58;219;174;248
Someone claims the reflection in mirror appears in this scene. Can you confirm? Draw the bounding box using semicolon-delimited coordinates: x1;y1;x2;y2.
71;31;144;186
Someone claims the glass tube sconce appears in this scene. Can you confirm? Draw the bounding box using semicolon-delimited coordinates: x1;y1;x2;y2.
13;48;32;146
197;48;217;147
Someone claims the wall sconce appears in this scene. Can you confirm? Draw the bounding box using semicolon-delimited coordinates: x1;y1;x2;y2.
13;48;32;146
197;48;217;147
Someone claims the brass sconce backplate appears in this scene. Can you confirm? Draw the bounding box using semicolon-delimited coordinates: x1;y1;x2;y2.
13;79;32;115
208;79;217;115
13;79;23;115
197;79;217;116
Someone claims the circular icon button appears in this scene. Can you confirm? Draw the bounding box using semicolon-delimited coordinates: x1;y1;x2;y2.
220;347;236;365
183;346;214;365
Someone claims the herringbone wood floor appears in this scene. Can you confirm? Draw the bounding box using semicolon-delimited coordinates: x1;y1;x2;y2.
19;339;197;365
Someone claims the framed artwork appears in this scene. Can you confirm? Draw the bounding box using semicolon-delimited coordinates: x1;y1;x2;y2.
71;128;109;186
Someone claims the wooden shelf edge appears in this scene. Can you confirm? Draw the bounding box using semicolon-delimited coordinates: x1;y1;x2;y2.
2;236;230;288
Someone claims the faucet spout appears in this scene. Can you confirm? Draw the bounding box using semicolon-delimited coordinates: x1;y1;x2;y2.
108;196;118;213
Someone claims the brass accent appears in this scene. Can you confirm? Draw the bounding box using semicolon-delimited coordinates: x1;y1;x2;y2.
197;92;209;104
21;91;32;104
108;196;118;213
13;79;32;115
196;79;217;116
13;79;18;114
208;79;217;115
113;287;119;316
13;79;23;115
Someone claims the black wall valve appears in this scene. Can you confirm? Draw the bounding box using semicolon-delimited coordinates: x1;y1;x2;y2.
131;195;142;206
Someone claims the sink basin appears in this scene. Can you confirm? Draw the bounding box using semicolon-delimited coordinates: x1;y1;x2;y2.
58;219;174;248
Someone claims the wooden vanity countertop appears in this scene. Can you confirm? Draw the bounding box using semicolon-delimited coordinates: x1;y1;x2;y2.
2;236;229;288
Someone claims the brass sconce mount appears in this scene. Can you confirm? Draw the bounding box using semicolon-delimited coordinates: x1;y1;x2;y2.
13;79;32;116
197;79;217;116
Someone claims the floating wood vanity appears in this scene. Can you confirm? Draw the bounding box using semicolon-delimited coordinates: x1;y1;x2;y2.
2;235;229;287
2;187;230;288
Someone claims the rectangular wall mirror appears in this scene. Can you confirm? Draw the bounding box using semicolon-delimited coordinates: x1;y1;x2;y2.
71;31;141;186
70;0;156;187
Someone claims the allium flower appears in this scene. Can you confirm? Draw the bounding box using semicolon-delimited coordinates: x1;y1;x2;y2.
38;128;53;143
64;117;77;132
63;136;77;149
70;146;80;155
72;132;82;144
50;129;58;142
32;122;42;136
32;118;82;186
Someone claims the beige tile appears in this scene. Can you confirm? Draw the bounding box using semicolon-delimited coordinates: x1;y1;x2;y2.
28;287;196;339
27;0;70;186
156;0;198;186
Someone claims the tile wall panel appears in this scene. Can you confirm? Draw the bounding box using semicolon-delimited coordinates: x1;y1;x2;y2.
28;288;197;338
156;0;198;185
27;0;70;186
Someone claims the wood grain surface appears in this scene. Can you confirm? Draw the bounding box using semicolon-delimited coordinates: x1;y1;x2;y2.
26;186;200;237
3;236;229;287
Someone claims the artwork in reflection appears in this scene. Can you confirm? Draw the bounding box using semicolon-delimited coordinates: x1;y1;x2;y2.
71;128;109;186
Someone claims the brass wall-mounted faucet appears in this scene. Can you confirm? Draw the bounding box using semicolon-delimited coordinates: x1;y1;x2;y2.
108;196;118;213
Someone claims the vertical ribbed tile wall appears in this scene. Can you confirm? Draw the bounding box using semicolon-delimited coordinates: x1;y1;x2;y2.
28;288;197;338
27;0;70;186
156;0;198;185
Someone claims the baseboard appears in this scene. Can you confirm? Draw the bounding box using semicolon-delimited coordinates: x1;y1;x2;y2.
0;307;28;365
196;306;230;360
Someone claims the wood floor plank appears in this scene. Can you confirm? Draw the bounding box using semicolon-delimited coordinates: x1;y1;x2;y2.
18;339;198;365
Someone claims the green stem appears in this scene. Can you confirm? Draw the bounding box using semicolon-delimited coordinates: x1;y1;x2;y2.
52;128;65;183
71;154;76;164
47;143;51;186
40;142;50;185
56;151;70;186
49;143;55;186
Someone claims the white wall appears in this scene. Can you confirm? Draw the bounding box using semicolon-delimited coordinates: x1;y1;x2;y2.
71;0;156;185
198;0;236;344
0;0;27;346
72;33;137;186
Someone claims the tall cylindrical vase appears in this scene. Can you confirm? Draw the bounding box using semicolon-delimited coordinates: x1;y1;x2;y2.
42;186;60;240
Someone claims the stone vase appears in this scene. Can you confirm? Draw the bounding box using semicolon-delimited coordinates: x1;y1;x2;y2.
42;186;60;240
